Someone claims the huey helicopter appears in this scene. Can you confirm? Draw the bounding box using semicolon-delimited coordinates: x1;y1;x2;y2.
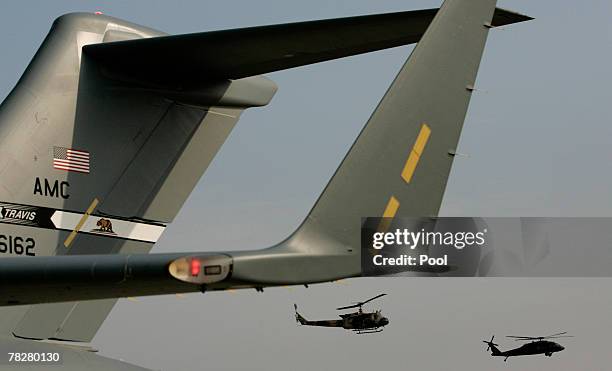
294;293;389;334
482;332;572;362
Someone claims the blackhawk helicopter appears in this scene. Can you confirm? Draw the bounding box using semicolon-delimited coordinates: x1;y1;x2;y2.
482;332;572;362
294;294;389;334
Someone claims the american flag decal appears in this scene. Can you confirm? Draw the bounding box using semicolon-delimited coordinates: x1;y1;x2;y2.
53;146;90;174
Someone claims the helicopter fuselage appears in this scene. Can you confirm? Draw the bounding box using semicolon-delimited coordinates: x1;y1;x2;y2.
294;294;389;334
295;308;389;333
494;340;565;359
339;311;390;330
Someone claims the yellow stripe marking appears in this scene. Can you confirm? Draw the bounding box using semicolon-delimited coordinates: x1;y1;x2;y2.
63;198;99;248
401;123;431;184
377;196;400;233
382;196;400;218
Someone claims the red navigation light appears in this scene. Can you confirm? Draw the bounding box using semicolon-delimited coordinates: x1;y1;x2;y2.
190;259;201;277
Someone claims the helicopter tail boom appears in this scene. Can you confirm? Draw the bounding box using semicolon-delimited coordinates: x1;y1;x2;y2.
489;344;502;356
294;304;344;327
294;304;309;325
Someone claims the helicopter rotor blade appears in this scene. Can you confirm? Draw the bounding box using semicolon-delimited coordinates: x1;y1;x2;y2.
508;336;546;342
545;332;568;337
481;340;491;352
336;293;387;310
507;332;572;341
482;335;498;351
336;303;362;311
360;293;387;305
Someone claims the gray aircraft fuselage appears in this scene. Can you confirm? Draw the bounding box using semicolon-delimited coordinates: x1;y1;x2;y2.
0;1;531;370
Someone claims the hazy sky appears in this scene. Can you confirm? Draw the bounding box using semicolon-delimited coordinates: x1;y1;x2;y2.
1;1;611;370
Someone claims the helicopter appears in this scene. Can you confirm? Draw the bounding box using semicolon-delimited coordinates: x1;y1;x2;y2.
294;293;389;334
482;332;572;362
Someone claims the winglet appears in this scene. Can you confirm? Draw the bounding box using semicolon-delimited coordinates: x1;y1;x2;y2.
491;8;533;27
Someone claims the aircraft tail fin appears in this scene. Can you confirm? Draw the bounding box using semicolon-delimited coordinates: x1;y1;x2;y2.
0;2;531;308
230;0;532;285
269;0;504;278
0;13;274;342
294;304;308;325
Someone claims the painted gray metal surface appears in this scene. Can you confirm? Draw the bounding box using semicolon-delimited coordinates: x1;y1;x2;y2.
298;0;499;273
0;0;528;306
0;2;531;369
82;8;527;84
0;12;274;342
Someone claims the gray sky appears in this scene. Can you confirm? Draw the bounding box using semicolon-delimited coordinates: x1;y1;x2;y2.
1;1;611;370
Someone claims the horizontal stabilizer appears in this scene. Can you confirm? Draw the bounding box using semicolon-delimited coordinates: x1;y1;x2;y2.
84;8;531;88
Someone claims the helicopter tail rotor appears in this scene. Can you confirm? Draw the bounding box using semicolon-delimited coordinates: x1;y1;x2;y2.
482;335;499;353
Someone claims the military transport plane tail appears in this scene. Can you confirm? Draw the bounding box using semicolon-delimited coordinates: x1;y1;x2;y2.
0;0;531;312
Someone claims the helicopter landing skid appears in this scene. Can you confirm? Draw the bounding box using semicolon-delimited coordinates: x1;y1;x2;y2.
353;328;383;335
